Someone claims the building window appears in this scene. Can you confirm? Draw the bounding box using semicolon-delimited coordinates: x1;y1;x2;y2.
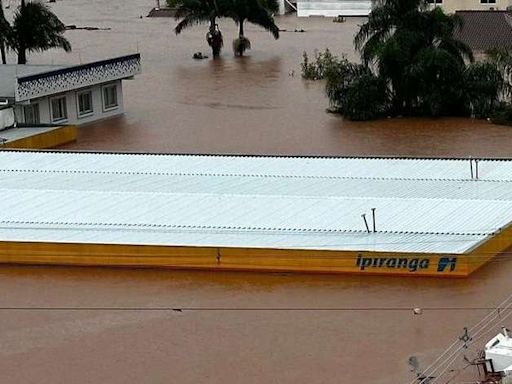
480;0;496;3
427;0;442;3
23;103;40;125
102;84;118;111
50;96;68;122
77;90;93;117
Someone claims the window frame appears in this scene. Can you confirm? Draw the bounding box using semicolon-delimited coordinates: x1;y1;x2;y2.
76;89;94;118
49;95;68;123
102;83;118;112
23;102;40;125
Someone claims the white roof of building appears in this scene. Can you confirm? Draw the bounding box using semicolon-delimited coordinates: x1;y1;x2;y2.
0;54;141;101
1;150;512;254
0;64;65;98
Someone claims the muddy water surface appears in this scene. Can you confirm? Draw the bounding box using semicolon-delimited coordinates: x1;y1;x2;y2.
1;1;512;383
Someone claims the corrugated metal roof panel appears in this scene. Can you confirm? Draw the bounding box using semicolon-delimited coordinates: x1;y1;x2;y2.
0;151;511;254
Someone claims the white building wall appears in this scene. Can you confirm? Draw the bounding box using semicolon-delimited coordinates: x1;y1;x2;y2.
16;80;124;126
431;0;512;13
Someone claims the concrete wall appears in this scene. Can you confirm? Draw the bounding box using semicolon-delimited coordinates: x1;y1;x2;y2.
430;0;512;13
15;80;124;126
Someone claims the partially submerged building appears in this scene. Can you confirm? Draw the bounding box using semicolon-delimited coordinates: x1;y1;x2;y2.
292;0;512;17
0;151;512;277
0;53;141;128
429;0;512;14
295;0;372;17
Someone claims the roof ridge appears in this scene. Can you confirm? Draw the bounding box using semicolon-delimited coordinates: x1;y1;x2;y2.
2;168;512;183
2;149;512;162
0;220;494;237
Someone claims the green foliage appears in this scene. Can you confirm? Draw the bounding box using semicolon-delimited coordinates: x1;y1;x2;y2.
464;62;503;118
354;0;473;116
7;1;71;64
404;47;466;116
491;103;512;126
174;0;278;57
342;73;388;120
301;49;387;119
232;36;250;56
224;0;280;44
301;0;512;121
324;60;372;112
488;48;512;100
301;49;342;80
166;0;181;7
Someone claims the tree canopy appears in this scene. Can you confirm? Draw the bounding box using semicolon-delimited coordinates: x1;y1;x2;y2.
302;0;507;121
3;0;71;64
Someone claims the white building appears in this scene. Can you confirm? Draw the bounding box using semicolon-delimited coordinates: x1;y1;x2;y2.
293;0;512;17
428;0;512;14
0;53;141;128
296;0;372;17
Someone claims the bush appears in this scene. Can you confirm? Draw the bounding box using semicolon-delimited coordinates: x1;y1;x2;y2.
302;49;388;120
233;36;251;56
166;0;180;7
464;62;503;118
343;73;388;120
404;48;465;117
301;49;344;80
491;103;512;126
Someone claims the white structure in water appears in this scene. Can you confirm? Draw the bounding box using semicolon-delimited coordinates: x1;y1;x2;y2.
486;328;512;374
0;53;141;129
296;0;372;16
290;0;512;17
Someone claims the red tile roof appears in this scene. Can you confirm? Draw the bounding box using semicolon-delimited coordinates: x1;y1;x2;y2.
454;10;512;52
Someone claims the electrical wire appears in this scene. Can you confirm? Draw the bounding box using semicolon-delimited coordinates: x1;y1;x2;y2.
414;291;512;384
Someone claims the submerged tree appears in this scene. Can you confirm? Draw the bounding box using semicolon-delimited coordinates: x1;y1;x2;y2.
225;0;279;56
353;0;473;115
8;0;71;64
0;0;8;64
174;0;224;57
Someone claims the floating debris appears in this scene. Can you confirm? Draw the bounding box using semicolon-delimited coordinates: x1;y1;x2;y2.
192;52;208;60
65;25;111;31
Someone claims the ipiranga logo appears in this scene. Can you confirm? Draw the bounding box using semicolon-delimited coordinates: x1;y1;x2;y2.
356;255;457;272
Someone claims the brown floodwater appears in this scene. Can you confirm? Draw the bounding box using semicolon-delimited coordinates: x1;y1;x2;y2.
2;1;512;383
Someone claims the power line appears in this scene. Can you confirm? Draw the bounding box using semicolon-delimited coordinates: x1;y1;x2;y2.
0;306;511;311
415;290;512;384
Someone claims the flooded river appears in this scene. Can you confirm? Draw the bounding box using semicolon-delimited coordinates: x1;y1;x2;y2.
1;0;512;383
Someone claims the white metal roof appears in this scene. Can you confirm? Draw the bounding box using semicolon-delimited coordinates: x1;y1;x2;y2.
1;150;512;254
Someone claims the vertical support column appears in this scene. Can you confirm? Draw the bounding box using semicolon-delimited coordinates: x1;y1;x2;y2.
278;0;286;15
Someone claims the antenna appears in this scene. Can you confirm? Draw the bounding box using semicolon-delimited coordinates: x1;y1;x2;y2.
469;156;474;179
475;159;479;180
371;208;376;232
362;214;370;233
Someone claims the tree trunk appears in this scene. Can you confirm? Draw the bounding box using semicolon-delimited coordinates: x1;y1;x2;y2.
0;0;6;64
0;44;6;64
18;48;26;64
17;0;26;63
238;20;244;56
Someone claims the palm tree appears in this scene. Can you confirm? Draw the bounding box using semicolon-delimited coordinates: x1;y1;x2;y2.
0;0;9;64
8;0;71;64
174;0;224;57
354;0;473;114
225;0;279;56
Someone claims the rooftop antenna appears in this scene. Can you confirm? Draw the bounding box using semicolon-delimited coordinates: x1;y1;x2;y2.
362;214;370;233
371;208;376;232
475;159;479;180
469;156;474;179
